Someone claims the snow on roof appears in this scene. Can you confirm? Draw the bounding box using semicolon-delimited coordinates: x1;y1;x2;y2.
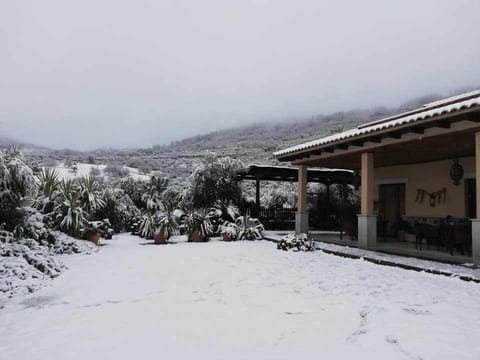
274;90;480;158
244;164;352;173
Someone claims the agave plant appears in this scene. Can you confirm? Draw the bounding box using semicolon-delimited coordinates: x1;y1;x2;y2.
78;176;105;213
235;210;265;240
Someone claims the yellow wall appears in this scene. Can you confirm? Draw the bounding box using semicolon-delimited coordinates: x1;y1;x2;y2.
374;157;474;218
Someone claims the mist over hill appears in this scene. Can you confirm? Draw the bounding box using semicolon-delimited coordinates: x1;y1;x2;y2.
6;86;479;179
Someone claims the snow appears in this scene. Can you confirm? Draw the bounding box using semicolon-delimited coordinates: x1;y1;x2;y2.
52;162;150;181
1;234;480;359
265;232;480;281
274;90;480;157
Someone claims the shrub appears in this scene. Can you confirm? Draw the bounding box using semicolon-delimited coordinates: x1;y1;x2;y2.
277;233;315;252
104;164;130;178
0;148;37;231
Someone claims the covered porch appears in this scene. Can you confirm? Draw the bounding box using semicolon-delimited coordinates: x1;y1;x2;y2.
274;90;480;264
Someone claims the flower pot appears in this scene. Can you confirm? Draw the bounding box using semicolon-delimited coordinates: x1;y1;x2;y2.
154;232;167;244
190;230;205;242
87;231;100;245
398;230;406;242
222;234;233;241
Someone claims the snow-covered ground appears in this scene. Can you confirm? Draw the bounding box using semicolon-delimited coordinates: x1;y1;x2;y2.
1;234;480;360
53;162;150;181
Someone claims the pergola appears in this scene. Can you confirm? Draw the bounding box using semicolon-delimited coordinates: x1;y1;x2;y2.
236;164;353;208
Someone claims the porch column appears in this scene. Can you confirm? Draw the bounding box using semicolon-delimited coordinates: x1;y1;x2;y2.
296;164;309;234
472;133;480;264
255;178;260;214
358;153;377;248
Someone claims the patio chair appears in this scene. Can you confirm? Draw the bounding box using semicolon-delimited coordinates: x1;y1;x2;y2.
414;222;441;250
447;223;471;256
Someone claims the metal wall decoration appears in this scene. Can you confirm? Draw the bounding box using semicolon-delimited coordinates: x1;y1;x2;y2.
449;158;464;186
414;188;447;207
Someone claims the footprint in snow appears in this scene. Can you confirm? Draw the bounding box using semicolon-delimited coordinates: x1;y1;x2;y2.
385;335;424;360
403;307;431;315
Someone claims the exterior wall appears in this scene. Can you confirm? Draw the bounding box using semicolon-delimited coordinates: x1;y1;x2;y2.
373;157;474;218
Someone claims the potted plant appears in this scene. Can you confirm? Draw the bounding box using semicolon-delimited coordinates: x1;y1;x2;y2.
235;211;265;240
219;221;239;241
153;201;180;244
85;228;100;245
186;209;213;242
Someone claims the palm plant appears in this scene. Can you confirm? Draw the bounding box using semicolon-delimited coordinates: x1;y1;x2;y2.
154;201;180;244
138;212;157;239
186;208;213;242
142;176;169;211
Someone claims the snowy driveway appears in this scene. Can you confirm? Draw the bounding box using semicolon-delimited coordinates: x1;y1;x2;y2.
1;234;480;360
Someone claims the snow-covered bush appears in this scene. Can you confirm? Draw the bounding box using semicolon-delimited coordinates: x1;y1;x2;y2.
13;207;55;244
277;233;315;252
219;221;239;240
104;164;129;178
0;148;38;231
1;229;97;299
118;177;147;209
84;219;114;240
95;187;140;233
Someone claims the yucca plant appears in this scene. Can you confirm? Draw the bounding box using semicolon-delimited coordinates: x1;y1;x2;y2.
57;184;87;238
37;168;60;213
78;176;105;213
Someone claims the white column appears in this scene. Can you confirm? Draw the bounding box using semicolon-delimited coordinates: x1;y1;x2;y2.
358;153;377;248
472;133;480;264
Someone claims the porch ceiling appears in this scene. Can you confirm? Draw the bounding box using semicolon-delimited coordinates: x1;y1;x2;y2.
303;129;476;170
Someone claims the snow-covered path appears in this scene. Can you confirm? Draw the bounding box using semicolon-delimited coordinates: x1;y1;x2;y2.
1;234;480;360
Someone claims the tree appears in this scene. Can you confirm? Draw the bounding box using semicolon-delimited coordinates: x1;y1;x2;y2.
190;153;244;208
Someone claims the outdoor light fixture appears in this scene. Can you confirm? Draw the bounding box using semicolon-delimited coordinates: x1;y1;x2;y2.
449;158;464;186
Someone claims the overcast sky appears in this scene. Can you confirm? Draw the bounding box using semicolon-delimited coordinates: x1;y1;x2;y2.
1;0;479;150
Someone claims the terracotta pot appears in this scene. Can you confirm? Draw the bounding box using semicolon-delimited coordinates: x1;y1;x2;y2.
87;231;100;245
222;233;232;241
398;230;406;242
190;230;205;242
154;232;167;244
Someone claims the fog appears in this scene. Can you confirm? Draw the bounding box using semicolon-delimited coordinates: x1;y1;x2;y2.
1;0;479;150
